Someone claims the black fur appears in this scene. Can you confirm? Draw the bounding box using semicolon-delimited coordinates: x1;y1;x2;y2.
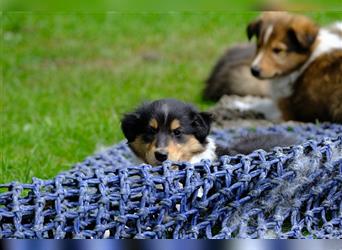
121;99;213;146
121;99;299;160
121;112;141;142
286;28;314;54
247;19;262;41
216;133;300;156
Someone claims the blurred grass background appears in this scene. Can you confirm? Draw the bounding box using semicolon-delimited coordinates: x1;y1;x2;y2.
1;12;341;183
2;0;342;11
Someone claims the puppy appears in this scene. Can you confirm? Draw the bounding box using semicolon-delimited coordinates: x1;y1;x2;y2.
121;99;215;165
247;12;342;122
204;43;271;101
121;99;298;165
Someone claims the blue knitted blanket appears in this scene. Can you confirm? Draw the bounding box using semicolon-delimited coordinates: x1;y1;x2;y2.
1;123;341;239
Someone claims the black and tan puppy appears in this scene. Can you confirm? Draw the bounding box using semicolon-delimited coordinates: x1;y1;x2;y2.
121;99;298;165
121;99;216;165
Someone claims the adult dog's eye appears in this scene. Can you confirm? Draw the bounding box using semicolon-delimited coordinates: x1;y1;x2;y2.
173;129;182;137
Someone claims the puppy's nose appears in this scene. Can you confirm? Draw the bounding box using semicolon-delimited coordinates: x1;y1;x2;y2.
251;66;261;77
154;151;168;162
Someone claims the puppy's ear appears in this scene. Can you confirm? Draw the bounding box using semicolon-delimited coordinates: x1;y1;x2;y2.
191;111;214;142
247;19;262;41
287;16;319;51
121;112;141;142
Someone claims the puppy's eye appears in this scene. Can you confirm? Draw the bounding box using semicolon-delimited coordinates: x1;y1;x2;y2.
147;126;157;134
272;48;284;54
173;129;182;137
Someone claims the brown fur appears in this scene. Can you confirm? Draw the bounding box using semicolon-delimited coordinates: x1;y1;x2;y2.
130;136;154;163
149;118;158;130
248;12;342;122
278;50;342;122
167;135;206;162
130;135;161;165
248;12;319;79
170;119;181;130
130;134;206;165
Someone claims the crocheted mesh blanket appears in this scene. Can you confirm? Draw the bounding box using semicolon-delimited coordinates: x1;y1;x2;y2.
1;123;341;239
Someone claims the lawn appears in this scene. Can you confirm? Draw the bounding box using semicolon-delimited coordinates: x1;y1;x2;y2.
1;12;341;183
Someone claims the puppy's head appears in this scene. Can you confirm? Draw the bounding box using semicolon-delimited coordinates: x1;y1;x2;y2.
247;12;319;79
121;99;213;165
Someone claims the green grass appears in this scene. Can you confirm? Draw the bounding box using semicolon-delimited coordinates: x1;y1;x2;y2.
1;12;341;183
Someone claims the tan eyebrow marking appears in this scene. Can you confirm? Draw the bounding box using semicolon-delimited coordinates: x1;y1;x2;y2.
170;119;181;130
149;118;158;129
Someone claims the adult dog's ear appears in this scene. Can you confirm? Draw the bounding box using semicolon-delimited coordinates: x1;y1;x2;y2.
247;19;262;41
121;112;141;142
287;16;319;51
191;111;214;142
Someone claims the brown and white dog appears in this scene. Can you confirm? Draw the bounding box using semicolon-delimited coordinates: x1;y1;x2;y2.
247;12;342;122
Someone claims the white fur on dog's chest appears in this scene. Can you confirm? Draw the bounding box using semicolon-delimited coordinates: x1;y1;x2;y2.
271;22;342;100
189;137;216;164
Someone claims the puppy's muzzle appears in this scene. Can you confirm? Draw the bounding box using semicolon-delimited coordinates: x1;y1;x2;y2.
251;65;261;77
154;150;168;162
